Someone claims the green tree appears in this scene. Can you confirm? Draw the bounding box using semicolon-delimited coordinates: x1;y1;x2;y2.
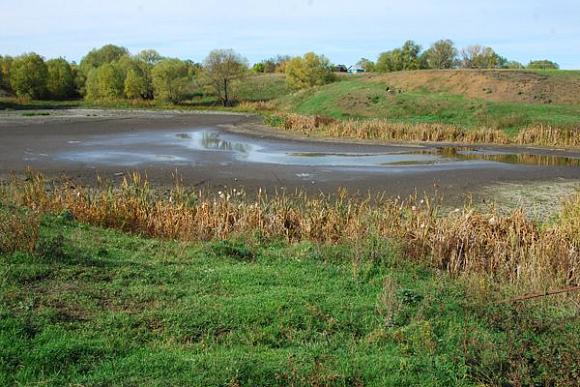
46;58;75;99
376;41;424;72
136;49;163;66
9;52;48;99
252;63;265;73
376;49;403;72
124;68;149;99
116;55;154;99
506;61;524;69
85;63;124;100
202;49;249;106
151;58;189;103
78;44;129;95
258;55;291;73
80;44;129;71
401;40;423;70
356;58;375;72
285;52;335;90
0;55;6;93
527;60;559;70
460;45;501;69
424;39;457;69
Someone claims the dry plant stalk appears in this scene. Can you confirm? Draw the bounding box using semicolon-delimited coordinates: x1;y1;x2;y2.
267;113;580;148
0;207;40;254
6;172;580;290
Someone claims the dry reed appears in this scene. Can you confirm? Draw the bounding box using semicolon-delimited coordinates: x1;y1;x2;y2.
0;206;40;254
263;113;580;148
4;171;579;291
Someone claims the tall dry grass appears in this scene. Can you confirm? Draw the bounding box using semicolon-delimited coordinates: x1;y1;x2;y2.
262;112;580;148
4;172;580;291
0;206;39;254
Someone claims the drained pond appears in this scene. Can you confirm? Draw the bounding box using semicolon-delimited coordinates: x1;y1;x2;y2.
2;112;579;207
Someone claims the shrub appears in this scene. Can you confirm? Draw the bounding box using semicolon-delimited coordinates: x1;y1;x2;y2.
285;52;335;90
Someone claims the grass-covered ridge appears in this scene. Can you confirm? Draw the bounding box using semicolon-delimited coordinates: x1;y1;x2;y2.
271;70;580;131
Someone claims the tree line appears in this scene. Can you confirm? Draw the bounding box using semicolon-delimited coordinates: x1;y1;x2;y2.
356;40;559;73
0;45;247;106
0;42;560;104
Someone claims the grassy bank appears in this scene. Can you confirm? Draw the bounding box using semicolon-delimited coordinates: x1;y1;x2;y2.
273;75;580;130
2;193;580;385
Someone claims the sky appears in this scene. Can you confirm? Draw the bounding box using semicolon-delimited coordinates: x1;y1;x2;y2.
1;0;579;69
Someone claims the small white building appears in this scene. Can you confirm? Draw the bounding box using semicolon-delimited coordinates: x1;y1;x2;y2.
348;65;365;74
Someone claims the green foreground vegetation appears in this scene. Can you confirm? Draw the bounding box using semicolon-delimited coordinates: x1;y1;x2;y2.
2;207;580;386
1;172;580;385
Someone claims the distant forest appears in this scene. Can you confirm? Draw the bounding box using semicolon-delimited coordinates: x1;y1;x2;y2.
0;41;559;104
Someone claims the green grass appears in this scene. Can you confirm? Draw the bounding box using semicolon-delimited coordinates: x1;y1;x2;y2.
1;207;580;386
525;69;580;78
0;98;81;111
274;74;580;130
0;74;289;112
237;73;290;102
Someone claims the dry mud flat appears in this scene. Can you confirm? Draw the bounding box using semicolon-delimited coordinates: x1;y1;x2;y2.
1;109;579;212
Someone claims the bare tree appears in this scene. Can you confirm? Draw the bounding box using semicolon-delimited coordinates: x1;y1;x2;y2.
202;49;248;107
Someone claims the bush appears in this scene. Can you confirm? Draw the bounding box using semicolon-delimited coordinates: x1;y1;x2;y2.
285;52;335;90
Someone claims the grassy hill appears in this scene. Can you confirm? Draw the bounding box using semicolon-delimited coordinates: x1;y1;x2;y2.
270;70;580;131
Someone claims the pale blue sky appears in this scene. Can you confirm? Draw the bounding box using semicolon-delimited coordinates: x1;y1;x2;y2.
1;0;579;68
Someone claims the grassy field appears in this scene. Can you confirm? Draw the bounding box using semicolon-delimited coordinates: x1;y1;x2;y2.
2;203;580;386
1;174;580;385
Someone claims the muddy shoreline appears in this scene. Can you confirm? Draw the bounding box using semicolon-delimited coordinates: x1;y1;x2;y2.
1;109;579;211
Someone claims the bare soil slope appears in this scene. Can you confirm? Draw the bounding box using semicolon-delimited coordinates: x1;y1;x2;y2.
367;70;580;105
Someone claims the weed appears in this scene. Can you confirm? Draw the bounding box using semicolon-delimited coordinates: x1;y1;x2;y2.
0;206;40;254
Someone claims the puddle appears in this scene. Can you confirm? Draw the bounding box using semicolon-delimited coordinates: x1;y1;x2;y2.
176;132;253;154
54;128;580;170
175;130;580;168
439;148;580;167
58;151;188;167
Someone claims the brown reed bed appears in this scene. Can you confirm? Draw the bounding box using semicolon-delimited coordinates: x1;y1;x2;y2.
2;171;579;292
259;111;580;148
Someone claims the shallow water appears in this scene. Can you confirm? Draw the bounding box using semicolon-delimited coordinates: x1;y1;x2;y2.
177;130;580;168
56;128;580;170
